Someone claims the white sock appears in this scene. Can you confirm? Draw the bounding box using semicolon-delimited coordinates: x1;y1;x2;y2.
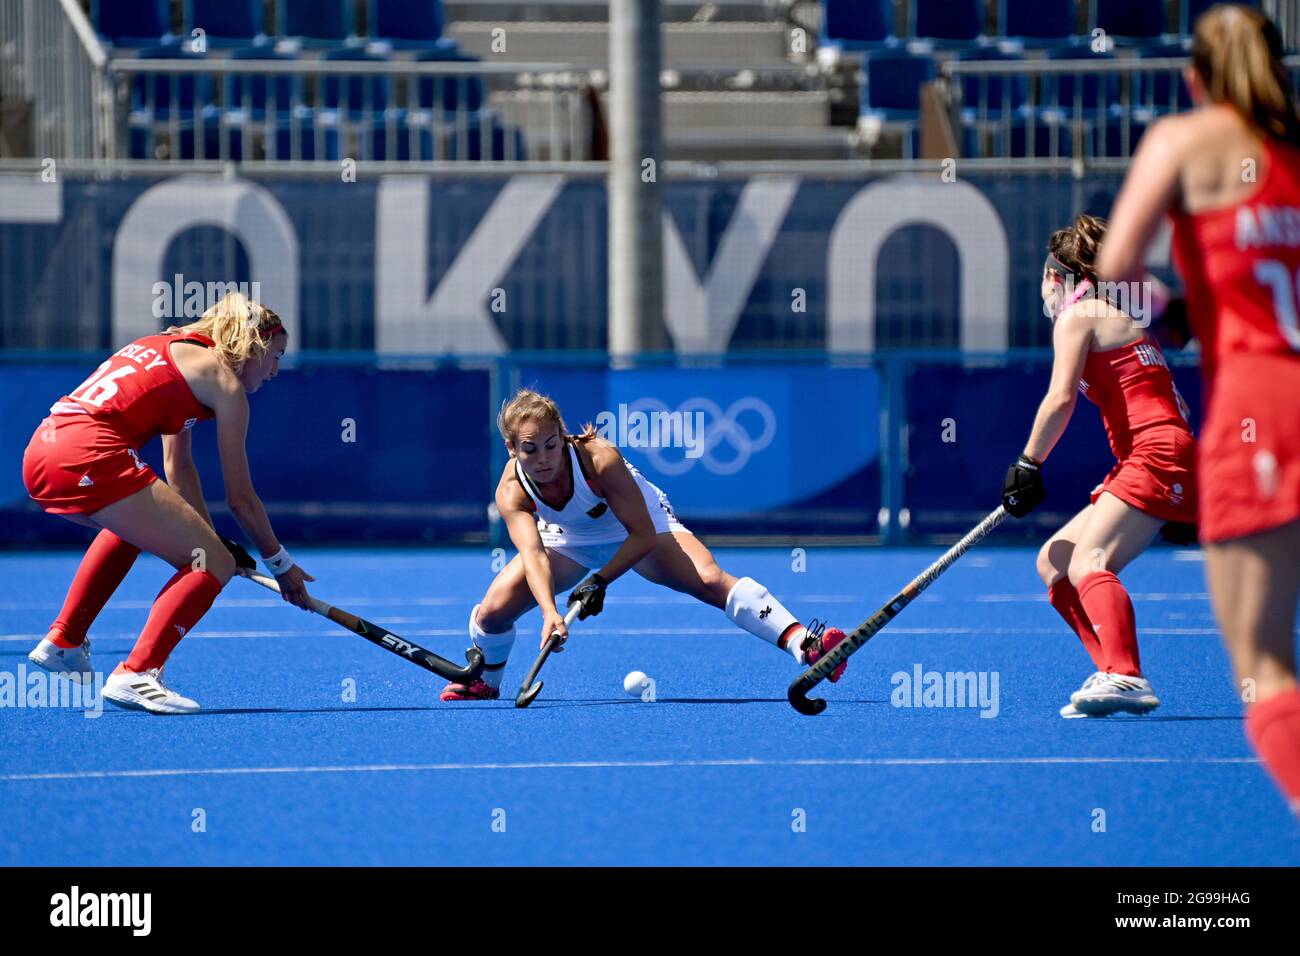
469;604;515;690
724;577;806;661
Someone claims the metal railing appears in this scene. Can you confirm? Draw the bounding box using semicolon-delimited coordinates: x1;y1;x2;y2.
943;54;1300;160
0;0;111;160
106;57;594;163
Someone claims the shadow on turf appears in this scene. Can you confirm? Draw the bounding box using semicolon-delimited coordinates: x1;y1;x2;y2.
525;697;889;708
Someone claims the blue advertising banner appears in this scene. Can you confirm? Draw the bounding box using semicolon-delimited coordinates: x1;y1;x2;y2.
509;364;882;534
3;361;492;546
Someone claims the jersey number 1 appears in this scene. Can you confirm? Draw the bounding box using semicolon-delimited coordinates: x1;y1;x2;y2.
69;360;138;408
1253;260;1300;351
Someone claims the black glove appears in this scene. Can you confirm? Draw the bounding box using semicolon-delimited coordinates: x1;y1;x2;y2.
218;534;256;571
1002;455;1046;518
567;573;608;620
1152;296;1193;350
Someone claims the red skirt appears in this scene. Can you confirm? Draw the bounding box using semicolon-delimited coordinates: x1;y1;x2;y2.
1090;424;1198;524
1196;353;1300;543
22;414;158;515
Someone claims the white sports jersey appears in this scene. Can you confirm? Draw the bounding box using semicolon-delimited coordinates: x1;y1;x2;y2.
514;440;681;544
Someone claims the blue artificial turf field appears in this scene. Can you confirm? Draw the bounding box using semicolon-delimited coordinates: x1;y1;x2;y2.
1;546;1297;866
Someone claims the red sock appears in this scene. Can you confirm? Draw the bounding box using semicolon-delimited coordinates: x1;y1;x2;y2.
1246;689;1300;815
124;569;223;672
1076;570;1141;676
49;530;141;648
1047;579;1106;670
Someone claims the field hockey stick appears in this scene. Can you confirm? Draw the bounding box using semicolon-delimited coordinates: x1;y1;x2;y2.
787;505;1009;716
238;569;484;683
514;602;584;709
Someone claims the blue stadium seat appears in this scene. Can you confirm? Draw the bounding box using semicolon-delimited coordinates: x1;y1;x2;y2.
185;0;267;49
223;48;304;120
280;0;359;48
1040;44;1121;120
859;51;935;159
860;50;936;119
93;0;173;47
1132;42;1192;118
1095;118;1147;158
1183;0;1259;34
368;0;458;54
913;0;984;47
320;48;395;116
1093;0;1168;45
820;0;897;52
964;117;1074;158
366;125;436;160
1001;0;1076;49
414;53;486;115
445;118;527;161
954;48;1028;120
128;47;213;120
271;116;342;161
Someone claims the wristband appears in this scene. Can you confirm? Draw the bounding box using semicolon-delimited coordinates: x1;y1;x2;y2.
264;546;294;576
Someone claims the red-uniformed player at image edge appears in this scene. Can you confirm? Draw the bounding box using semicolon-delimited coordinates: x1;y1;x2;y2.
1098;4;1300;815
1001;214;1199;719
21;293;315;714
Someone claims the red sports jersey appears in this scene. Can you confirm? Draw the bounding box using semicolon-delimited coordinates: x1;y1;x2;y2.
1170;135;1300;541
1171;137;1300;383
1078;336;1191;461
51;332;216;448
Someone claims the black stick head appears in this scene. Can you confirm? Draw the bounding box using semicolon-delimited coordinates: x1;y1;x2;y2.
515;681;543;709
787;686;827;716
462;646;485;679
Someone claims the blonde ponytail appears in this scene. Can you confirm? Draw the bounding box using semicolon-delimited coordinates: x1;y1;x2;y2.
1193;4;1300;148
166;292;285;372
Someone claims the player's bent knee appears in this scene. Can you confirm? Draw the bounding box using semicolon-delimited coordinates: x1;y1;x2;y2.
1035;546;1059;586
1067;556;1103;588
204;548;237;585
475;601;517;634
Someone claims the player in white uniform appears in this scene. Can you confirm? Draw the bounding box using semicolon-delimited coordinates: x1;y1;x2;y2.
441;389;851;700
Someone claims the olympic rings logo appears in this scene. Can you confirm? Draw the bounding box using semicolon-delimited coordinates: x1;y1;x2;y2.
626;396;777;476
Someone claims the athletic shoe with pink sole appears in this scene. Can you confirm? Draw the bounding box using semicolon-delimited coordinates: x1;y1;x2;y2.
440;678;500;701
802;620;849;682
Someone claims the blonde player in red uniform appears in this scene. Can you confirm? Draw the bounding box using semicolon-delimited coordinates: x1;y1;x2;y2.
1000;214;1198;717
440;389;849;701
22;293;313;714
1096;5;1300;811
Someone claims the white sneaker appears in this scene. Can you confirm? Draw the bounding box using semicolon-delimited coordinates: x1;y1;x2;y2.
28;635;92;676
1069;671;1109;704
1072;673;1160;716
1059;701;1091;718
103;666;200;715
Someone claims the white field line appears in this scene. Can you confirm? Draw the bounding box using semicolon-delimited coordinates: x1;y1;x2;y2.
0;755;1260;784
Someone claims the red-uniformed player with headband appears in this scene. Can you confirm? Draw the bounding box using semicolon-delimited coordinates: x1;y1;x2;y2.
439;389;849;701
1096;5;1300;813
22;293;314;714
1001;214;1198;718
